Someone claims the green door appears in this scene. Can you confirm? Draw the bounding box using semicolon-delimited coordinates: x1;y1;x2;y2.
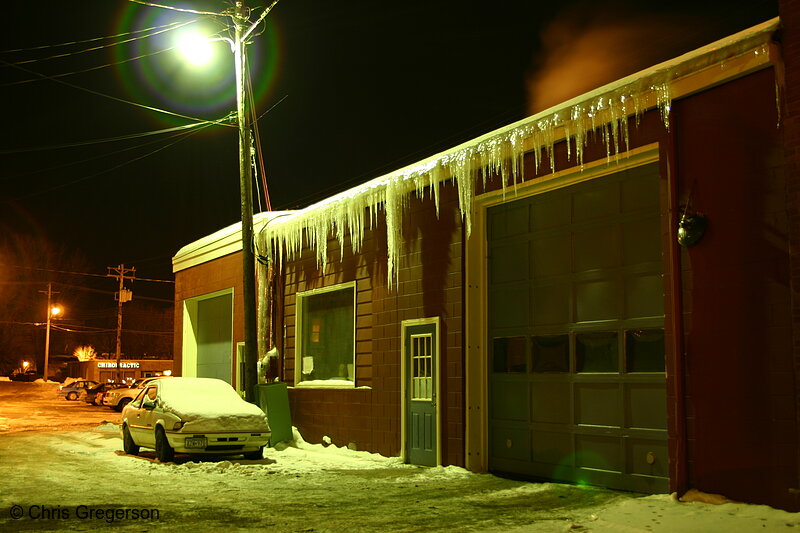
487;163;668;493
406;322;437;466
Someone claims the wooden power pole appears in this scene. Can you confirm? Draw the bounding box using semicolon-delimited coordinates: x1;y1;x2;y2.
107;264;135;382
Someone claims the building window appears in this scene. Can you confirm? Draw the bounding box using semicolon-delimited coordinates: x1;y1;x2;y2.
297;284;355;385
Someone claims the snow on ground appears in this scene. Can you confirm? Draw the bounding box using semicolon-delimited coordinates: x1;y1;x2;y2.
1;381;799;532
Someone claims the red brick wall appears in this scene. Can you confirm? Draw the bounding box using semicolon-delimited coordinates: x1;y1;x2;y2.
282;185;465;463
283;184;464;465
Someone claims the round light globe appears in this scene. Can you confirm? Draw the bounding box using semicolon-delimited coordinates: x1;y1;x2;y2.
177;32;214;67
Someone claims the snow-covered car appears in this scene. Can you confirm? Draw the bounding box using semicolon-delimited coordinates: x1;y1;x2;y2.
59;380;99;400
102;376;165;411
120;377;271;462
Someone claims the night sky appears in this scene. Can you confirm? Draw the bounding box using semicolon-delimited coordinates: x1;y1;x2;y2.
0;0;779;298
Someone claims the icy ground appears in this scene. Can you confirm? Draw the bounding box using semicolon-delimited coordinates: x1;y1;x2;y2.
0;381;798;532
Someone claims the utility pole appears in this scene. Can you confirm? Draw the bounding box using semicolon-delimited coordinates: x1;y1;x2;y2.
107;264;135;383
40;282;59;382
230;0;277;404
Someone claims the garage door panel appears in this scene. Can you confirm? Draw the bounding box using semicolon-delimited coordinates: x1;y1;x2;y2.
622;172;660;211
490;423;531;461
575;383;621;427
576;279;621;321
575;434;623;473
573;184;620;221
625;275;664;318
531;194;570;229
489;203;529;238
573;226;620;271
531;382;571;424
532;430;572;466
532;284;570;325
491;242;529;283
490;379;529;421
532;235;571;277
489;284;529;328
623;217;661;264
625;383;667;429
627;438;669;479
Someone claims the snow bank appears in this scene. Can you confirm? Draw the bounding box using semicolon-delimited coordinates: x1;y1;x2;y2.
157;378;269;433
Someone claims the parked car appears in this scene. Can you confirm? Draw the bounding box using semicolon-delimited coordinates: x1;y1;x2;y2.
83;382;124;405
121;377;270;462
11;371;43;382
59;380;99;400
103;376;167;411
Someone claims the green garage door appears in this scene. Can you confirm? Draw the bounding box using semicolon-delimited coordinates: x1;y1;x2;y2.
487;163;668;493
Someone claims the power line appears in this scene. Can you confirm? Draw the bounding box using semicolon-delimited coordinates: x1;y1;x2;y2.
2;126;211;180
10;123;211;198
0;20;190;54
0;264;174;284
0;59;236;127
2;19;198;66
0;120;224;154
127;0;225;17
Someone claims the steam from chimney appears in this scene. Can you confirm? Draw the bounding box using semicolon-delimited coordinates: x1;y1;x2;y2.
526;4;728;114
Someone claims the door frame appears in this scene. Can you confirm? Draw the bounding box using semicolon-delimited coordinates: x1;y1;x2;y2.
400;316;441;466
181;287;235;378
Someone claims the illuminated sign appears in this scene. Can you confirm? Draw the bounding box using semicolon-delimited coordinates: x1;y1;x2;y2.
97;362;140;369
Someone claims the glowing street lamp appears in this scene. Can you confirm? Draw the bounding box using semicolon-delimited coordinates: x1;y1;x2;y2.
176;31;216;66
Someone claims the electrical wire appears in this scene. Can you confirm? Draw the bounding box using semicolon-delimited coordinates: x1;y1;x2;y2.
1;125;213;180
0;59;235;127
10;123;211;198
246;60;272;211
0;120;226;154
0;21;191;54
127;0;225;17
3;45;174;86
2;19;198;66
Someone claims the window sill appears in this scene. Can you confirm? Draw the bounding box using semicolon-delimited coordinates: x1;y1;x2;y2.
293;379;355;389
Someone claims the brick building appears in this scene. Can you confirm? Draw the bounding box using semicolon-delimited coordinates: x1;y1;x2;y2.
173;13;800;510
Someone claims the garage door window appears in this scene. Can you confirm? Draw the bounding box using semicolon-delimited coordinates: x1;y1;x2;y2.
576;332;619;372
297;285;355;384
625;329;665;372
493;337;526;373
532;335;569;373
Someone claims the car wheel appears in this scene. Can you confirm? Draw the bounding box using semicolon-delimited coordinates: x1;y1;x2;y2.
155;427;174;463
122;425;139;456
66;391;78;401
243;447;264;460
115;397;132;412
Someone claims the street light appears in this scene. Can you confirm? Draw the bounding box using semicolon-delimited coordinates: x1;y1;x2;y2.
44;296;62;383
175;1;278;402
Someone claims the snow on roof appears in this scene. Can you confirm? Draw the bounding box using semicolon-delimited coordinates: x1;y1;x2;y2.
256;17;779;287
172;210;295;273
173;18;780;286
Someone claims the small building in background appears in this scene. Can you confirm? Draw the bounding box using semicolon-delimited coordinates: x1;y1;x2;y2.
66;358;173;383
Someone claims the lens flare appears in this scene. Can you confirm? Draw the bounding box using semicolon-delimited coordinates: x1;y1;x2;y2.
114;4;282;127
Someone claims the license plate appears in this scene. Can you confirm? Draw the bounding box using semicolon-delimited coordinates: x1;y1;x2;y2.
184;437;207;449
